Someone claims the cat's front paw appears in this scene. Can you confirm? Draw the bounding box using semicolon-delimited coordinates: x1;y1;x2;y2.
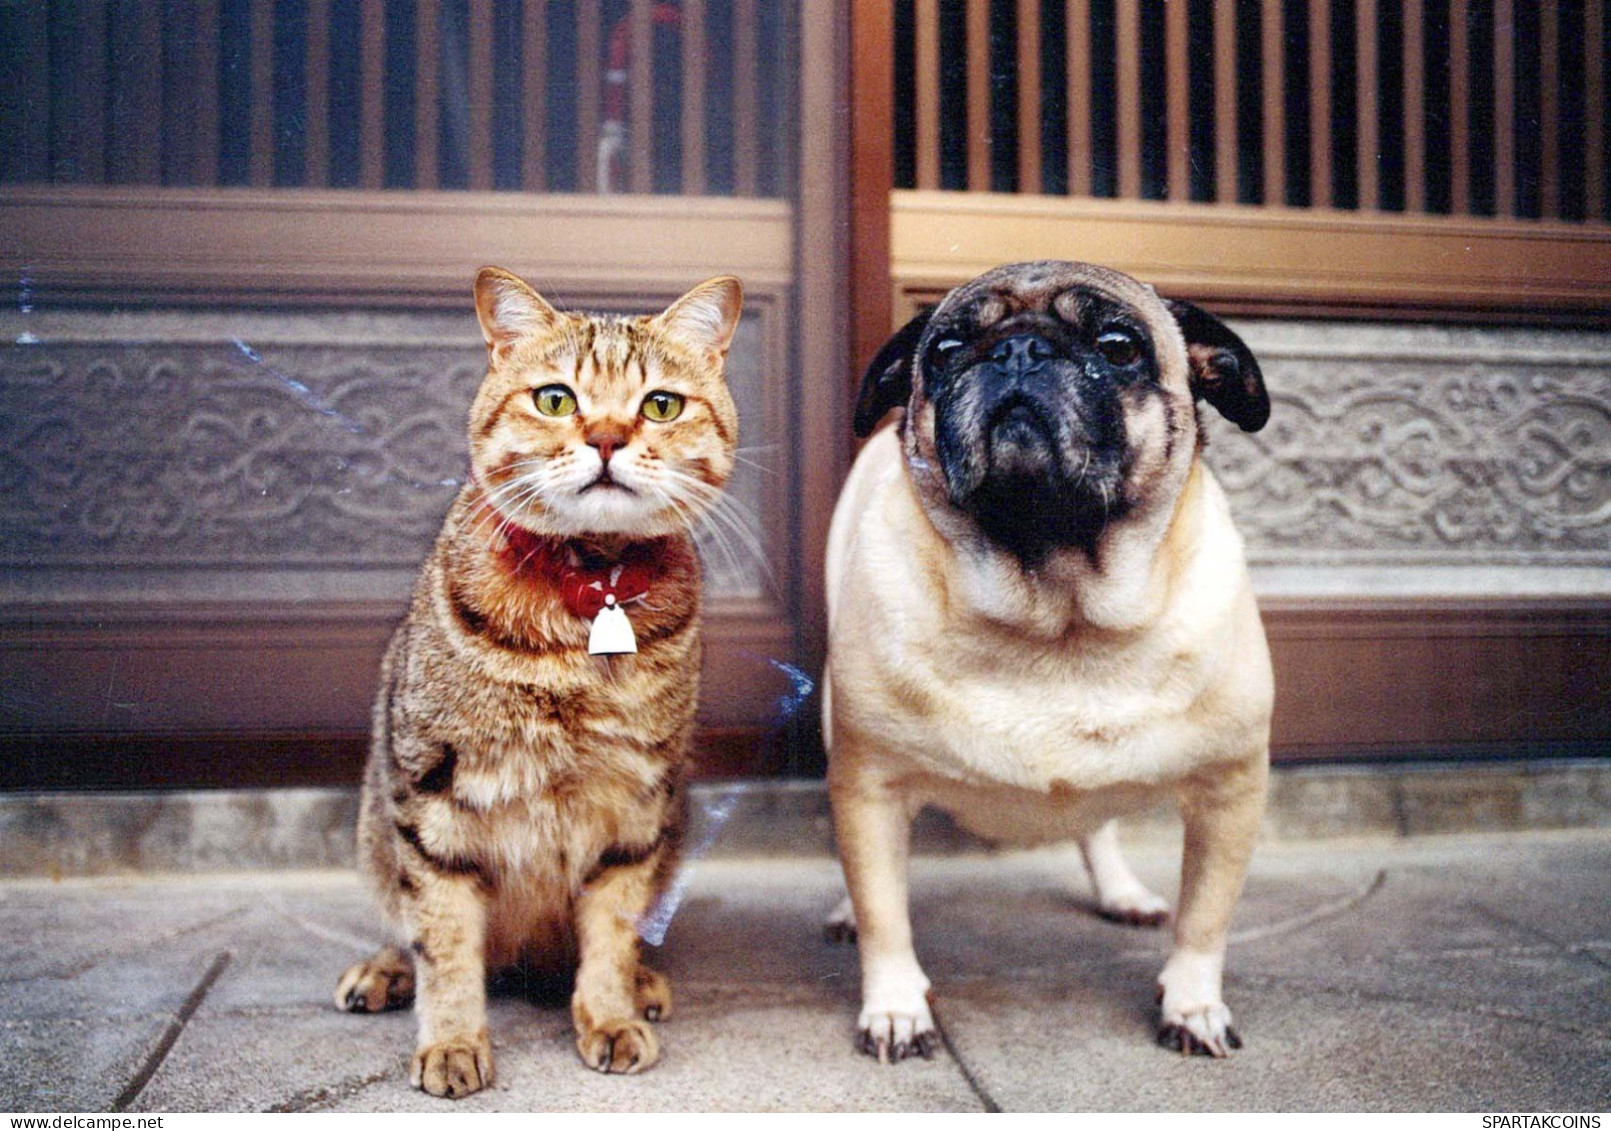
411;1031;495;1099
577;1017;660;1074
334;947;415;1013
634;966;672;1021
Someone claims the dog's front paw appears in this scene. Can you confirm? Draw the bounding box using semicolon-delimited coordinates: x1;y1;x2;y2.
1156;948;1240;1056
411;1031;495;1098
1157;1003;1242;1057
856;1001;939;1064
823;895;858;944
577;1017;660;1075
1095;885;1170;928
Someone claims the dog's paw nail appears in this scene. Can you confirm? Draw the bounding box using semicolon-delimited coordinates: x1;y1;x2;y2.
1157;1018;1238;1058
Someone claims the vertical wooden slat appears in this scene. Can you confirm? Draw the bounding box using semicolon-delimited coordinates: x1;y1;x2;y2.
803;0;856;713
733;0;758;195
1404;0;1425;212
193;0;219;186
141;2;166;182
359;0;384;187
105;0;166;184
1309;0;1332;208
851;0;894;366
1539;0;1559;218
522;0;548;191
1588;0;1605;220
469;0;494;190
1016;0;1042;193
1449;0;1470;213
577;0;601;191
1166;0;1190;200
916;0;942;189
629;0;654;193
250;0;274;185
1116;0;1141;197
680;0;706;194
1214;0;1236;202
966;0;991;190
415;0;439;189
1493;0;1514;216
306;0;331;187
1357;0;1379;210
1;2;49;181
1261;0;1285;205
74;1;110;183
1066;0;1092;195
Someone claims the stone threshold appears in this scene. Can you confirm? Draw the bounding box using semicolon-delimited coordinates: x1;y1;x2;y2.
1;759;1607;878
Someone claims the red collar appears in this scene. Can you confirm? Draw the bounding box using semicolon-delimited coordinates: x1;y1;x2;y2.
502;527;659;619
469;468;661;619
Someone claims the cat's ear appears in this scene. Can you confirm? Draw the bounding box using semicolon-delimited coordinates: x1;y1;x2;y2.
474;267;560;357
654;276;744;358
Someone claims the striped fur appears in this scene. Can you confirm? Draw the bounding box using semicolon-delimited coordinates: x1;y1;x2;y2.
336;268;743;1096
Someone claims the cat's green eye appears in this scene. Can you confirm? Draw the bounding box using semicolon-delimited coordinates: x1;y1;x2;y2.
533;384;578;417
640;391;685;423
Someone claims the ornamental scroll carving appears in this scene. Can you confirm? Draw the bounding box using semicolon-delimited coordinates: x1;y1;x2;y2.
1;342;483;566
2;318;1606;581
1203;337;1611;565
0;317;769;597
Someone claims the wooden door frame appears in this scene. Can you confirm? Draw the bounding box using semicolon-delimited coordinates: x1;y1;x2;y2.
0;0;857;786
849;2;896;383
836;6;1611;765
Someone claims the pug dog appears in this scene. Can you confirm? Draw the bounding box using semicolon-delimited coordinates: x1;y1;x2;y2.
822;260;1273;1061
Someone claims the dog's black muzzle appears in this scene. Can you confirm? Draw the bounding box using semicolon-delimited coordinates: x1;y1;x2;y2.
935;332;1130;562
976;334;1073;475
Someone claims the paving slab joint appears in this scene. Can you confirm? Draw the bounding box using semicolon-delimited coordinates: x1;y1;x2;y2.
111;950;232;1113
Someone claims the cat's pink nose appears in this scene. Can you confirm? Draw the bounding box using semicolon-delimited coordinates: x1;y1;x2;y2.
587;427;630;464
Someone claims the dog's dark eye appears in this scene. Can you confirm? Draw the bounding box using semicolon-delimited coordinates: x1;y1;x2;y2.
1096;328;1143;368
933;338;964;355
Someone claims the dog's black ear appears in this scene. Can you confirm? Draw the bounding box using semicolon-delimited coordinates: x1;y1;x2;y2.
853;309;932;438
1166;299;1270;433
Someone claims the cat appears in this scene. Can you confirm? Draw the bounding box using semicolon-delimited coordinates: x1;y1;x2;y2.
334;266;743;1098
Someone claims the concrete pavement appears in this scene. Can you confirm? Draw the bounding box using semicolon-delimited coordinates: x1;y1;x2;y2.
3;828;1609;1112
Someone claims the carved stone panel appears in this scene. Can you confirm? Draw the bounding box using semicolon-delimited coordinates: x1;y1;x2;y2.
0;307;772;602
1205;322;1611;568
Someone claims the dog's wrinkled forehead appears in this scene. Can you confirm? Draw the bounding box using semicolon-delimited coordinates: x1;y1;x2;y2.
932;260;1169;334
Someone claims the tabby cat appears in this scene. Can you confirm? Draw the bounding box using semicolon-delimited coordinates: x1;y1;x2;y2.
334;266;743;1098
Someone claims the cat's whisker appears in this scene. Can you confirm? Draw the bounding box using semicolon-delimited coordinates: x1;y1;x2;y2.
654;468;776;594
686;504;751;588
469;465;567;540
643;475;741;574
644;483;749;585
730;447;778;476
